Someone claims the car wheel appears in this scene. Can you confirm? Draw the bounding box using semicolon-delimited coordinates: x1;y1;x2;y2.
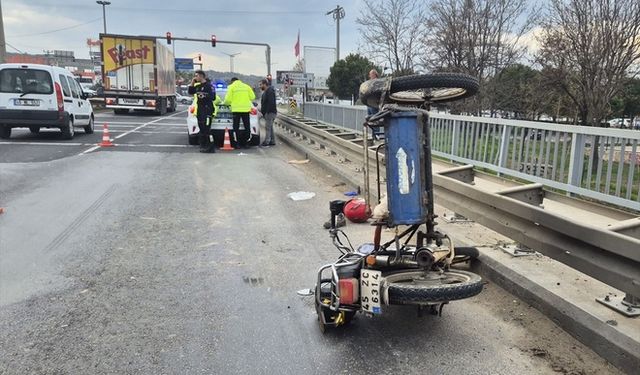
29;126;40;134
188;134;199;146
181;99;188;104
84;116;95;134
0;126;11;139
61;118;75;140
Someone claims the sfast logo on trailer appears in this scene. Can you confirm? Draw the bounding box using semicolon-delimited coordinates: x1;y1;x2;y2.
102;37;154;71
107;44;151;66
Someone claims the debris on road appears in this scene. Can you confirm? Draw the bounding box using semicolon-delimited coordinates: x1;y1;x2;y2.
288;159;310;164
287;191;316;201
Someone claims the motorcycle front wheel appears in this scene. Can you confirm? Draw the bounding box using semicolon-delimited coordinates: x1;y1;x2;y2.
384;269;483;305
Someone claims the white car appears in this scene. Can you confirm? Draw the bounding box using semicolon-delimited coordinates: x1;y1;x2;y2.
186;83;260;146
0;63;94;139
176;92;193;105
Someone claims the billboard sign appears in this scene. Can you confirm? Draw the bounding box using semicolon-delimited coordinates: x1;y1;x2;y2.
174;58;194;71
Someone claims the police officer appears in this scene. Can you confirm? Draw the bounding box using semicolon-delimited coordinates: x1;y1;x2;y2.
188;70;216;153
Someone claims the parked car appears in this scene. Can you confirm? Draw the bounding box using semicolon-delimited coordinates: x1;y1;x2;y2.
176;92;193;105
186;81;260;146
0;63;94;139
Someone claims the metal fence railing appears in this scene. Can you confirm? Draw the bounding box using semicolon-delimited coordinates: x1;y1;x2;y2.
302;102;640;211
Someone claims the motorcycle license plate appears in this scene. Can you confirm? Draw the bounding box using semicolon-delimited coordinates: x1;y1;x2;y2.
360;269;382;314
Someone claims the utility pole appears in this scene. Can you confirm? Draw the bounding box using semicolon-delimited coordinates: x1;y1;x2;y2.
0;0;6;64
96;1;111;34
326;5;345;62
221;52;241;73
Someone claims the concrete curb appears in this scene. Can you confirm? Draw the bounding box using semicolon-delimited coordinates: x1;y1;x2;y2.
277;127;640;375
473;255;639;375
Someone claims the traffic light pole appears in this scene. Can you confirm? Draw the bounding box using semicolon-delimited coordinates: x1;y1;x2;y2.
159;35;272;76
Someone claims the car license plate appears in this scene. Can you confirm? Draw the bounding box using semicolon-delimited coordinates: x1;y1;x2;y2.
14;99;39;106
360;269;382;314
119;98;142;105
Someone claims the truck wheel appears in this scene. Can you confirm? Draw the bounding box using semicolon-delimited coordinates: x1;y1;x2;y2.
0;126;11;139
167;97;176;113
157;98;167;116
385;269;483;305
61;119;75;140
29;126;40;134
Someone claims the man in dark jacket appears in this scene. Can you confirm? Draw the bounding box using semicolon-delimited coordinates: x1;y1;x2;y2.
188;70;216;153
259;79;277;146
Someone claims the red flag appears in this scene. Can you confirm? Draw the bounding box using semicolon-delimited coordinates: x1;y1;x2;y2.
294;30;300;59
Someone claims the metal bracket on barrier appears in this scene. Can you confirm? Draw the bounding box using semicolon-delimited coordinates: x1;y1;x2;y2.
596;293;640;317
608;218;640;240
441;211;473;223
497;183;545;207
498;243;538;257
438;164;475;184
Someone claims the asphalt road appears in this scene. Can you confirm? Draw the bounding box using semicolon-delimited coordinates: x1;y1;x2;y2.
0;108;621;374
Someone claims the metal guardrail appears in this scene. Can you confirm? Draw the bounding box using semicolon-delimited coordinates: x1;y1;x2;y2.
276;113;640;306
303;102;640;212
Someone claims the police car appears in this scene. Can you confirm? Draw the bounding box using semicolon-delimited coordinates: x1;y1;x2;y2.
186;80;260;146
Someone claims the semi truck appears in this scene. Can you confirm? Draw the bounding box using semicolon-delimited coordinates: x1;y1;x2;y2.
100;34;176;115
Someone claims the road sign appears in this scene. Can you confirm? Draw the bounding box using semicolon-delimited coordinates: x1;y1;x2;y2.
175;58;194;71
276;70;314;88
289;99;297;109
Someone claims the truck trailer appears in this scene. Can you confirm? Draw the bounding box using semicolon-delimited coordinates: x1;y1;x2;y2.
100;34;176;115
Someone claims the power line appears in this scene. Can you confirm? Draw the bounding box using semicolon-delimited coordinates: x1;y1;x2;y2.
6;18;102;38
5;42;24;54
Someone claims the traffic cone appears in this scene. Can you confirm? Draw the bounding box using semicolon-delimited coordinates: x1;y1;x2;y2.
0;207;4;215
221;127;234;151
99;123;114;147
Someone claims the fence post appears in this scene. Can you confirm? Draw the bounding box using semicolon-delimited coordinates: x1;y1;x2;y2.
567;133;585;190
451;120;460;160
497;125;511;175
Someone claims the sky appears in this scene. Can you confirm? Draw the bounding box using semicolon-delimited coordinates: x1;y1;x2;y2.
3;0;366;76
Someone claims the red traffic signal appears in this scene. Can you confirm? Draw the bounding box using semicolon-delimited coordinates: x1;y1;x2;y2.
211;35;216;47
166;32;172;45
198;54;202;62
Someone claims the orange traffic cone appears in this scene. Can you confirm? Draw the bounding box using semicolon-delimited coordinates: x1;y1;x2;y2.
99;123;114;147
0;207;4;214
221;127;234;151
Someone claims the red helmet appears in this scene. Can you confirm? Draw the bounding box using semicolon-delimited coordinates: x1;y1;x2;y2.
343;198;370;223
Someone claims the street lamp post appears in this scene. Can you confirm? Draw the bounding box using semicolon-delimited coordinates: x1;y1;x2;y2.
96;1;111;34
221;52;241;73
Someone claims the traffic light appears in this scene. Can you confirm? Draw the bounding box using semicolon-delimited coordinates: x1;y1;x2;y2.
198;54;202;62
166;32;172;45
211;35;217;47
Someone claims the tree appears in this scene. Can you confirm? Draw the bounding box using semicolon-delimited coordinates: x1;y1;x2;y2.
610;78;640;121
292;58;304;72
326;54;378;100
356;0;424;74
537;0;640;127
489;64;539;118
422;0;537;114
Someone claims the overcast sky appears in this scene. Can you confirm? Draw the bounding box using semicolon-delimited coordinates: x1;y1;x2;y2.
3;0;365;75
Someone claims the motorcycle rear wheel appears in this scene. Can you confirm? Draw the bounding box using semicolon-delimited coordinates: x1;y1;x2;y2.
385;269;483;305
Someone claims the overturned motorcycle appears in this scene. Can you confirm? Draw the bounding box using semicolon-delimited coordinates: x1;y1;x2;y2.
312;73;484;332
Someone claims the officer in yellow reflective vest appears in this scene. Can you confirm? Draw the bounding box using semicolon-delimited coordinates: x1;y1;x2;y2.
188;70;216;153
224;77;256;148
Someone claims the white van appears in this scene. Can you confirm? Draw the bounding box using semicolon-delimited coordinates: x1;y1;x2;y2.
0;63;94;139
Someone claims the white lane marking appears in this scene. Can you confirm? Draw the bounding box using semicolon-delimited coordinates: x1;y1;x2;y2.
81;110;187;155
0;142;84;146
101;122;187;126
94;130;185;134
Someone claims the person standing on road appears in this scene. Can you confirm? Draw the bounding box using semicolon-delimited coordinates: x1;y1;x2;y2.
259;79;277;146
188;70;216;153
224;77;256;148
